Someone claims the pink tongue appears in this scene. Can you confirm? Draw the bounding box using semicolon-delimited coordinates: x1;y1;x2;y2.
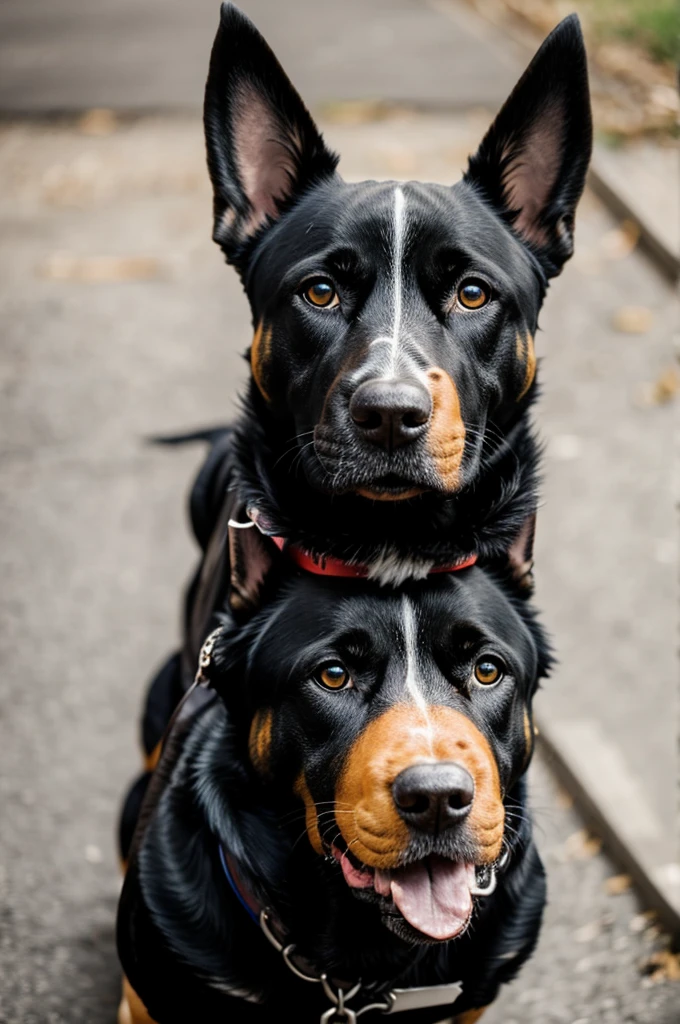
376;858;474;941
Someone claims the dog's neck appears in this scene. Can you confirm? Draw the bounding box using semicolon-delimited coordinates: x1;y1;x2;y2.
232;386;539;574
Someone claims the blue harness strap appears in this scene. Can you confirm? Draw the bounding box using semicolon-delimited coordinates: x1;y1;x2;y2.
218;844;260;925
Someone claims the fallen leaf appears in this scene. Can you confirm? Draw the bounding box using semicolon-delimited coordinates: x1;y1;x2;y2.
604;873;632;896
320;100;393;126
612;306;654;334
601;219;640;260
40;253;162;282
564;829;602;860
78;108;118;136
652;367;680;405
630;910;656;933
640;949;680;983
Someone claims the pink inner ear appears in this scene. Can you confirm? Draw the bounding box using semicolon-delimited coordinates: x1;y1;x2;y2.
232;85;300;239
501;108;563;247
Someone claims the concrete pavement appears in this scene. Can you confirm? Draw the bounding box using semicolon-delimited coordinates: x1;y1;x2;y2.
0;0;678;1019
0;101;678;1022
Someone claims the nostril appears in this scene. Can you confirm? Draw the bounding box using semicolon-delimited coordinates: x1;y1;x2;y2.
402;409;429;430
352;409;382;431
448;790;471;811
396;792;429;815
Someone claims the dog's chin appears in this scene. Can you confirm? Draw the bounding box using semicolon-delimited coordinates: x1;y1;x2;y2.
302;448;455;501
302;434;481;501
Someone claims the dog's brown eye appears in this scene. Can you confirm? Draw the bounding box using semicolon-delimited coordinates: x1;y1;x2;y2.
473;657;504;686
304;279;339;308
457;279;490;310
315;663;352;690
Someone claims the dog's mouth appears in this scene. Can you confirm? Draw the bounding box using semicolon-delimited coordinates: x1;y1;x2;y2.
329;840;496;943
355;473;425;501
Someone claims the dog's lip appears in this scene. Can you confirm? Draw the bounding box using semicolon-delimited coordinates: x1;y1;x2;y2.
329;840;491;942
355;473;426;499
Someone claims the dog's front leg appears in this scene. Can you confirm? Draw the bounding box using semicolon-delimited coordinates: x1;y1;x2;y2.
118;977;158;1024
451;1008;488;1024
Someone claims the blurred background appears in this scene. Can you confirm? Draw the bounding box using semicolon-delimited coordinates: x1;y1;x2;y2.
0;1;677;1021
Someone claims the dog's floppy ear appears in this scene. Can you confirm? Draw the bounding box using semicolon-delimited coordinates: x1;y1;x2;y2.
465;15;591;277
204;3;339;259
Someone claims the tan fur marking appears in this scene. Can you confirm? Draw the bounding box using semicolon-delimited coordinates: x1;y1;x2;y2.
143;741;162;774
517;331;536;401
118;977;158;1024
426;368;466;490
248;709;273;776
294;773;324;854
250;321;272;401
336;705;504;869
522;708;534;770
454;1008;489;1024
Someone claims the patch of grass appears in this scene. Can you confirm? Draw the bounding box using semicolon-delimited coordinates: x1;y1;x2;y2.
585;0;680;64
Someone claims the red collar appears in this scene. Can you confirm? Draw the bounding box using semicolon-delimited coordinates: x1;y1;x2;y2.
269;537;477;578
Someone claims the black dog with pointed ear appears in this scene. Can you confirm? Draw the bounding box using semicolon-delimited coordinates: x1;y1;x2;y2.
204;3;339;267
465;13;592;278
192;5;592;581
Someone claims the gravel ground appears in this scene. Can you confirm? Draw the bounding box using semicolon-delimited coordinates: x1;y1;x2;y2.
0;113;677;1024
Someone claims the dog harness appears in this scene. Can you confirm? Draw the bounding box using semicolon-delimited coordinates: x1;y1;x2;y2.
218;845;465;1022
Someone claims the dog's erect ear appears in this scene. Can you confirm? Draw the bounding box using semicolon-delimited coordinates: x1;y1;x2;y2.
507;513;536;593
465;15;592;277
228;519;277;616
204;3;339;258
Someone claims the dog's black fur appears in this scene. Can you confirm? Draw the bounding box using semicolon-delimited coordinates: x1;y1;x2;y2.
118;550;552;1022
191;4;592;576
116;8;590;1020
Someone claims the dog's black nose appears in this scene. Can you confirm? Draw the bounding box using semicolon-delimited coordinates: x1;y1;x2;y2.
349;379;431;450
392;762;474;834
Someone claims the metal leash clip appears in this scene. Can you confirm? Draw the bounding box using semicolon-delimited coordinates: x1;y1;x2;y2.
194;626;223;686
260;910;463;1022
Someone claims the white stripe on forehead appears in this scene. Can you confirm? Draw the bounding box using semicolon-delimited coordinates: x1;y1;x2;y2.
368;185;427;382
369;187;406;363
389;185;406;375
401;595;435;754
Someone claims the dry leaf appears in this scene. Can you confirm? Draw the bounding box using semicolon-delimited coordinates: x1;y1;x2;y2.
604;873;632;896
564;829;602;860
601;219;640;260
612;306;654;334
40;253;162;282
555;786;574;811
641;949;680;983
630;911;656;933
652;367;680;405
320;100;392;126
78;108;118;136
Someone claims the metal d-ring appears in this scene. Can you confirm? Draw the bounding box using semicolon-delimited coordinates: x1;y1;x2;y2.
469;865;497;897
321;975;362;1006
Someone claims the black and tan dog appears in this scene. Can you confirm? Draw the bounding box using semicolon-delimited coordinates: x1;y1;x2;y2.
180;3;592;592
116;7;589;1021
118;524;552;1023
